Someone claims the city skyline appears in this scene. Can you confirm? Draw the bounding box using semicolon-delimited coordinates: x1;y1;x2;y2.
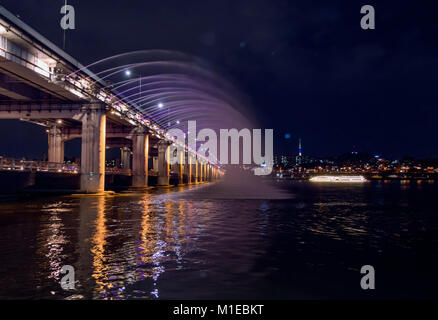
1;127;436;162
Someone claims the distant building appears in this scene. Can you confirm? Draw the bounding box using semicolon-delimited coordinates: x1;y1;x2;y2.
296;138;302;165
273;155;294;168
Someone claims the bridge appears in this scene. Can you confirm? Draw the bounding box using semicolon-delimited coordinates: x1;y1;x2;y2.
0;6;219;193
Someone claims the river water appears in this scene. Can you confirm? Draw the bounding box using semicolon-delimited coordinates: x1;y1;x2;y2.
0;179;437;299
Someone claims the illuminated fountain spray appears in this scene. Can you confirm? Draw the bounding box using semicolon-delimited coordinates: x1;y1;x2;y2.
68;50;254;136
68;50;284;197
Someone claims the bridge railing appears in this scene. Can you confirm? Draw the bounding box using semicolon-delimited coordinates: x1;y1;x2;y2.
104;167;131;175
0;157;79;173
104;169;158;176
0;158;162;176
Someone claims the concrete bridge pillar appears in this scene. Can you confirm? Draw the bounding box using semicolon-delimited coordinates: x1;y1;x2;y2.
157;140;169;186
205;163;209;181
185;151;192;184
175;150;184;185
132;130;149;188
200;162;205;182
153;156;158;172
205;163;208;181
121;147;131;170
48;125;64;163
194;158;199;183
80;105;106;193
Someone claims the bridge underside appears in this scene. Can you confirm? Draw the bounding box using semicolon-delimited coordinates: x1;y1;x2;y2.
0;101;217;192
0;69;219;191
0;11;219;193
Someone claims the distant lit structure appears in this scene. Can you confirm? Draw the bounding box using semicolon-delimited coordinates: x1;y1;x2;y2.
281;156;290;167
310;175;367;183
272;149;438;180
299;138;302;157
296;138;302;165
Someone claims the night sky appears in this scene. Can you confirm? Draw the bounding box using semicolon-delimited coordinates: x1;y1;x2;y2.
1;0;437;159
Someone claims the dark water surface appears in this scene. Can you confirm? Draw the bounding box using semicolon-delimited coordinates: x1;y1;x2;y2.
1;180;438;299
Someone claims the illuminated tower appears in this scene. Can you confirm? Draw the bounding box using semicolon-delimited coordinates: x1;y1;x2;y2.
296;138;302;165
299;138;302;157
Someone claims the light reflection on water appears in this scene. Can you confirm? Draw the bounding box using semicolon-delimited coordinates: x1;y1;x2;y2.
0;180;438;299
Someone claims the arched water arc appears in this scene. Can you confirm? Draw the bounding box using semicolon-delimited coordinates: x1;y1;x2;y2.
69;51;255;133
68;51;287;198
